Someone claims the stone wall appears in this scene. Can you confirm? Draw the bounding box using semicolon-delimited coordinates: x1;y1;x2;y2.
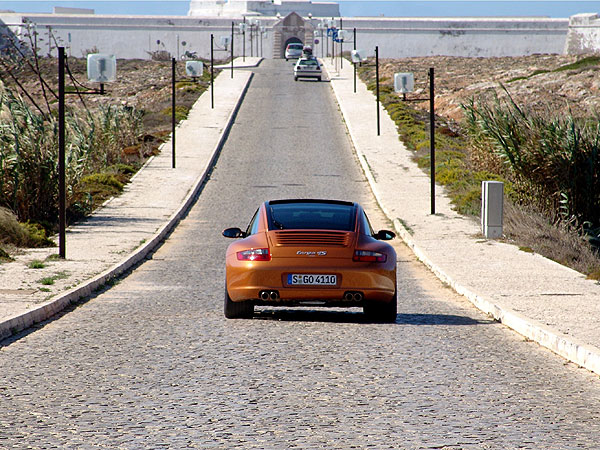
0;12;597;61
565;13;600;54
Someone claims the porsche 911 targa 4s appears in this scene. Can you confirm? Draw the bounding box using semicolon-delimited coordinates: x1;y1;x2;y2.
222;199;397;321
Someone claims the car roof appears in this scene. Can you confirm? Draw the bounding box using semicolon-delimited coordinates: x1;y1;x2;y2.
267;199;355;207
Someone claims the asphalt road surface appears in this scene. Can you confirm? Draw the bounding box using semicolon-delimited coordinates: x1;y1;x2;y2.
2;60;600;449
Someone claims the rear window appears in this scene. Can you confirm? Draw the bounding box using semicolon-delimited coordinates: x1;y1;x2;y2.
299;59;319;66
288;44;303;50
268;202;355;231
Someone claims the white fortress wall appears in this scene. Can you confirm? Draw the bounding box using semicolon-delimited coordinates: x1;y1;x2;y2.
0;12;593;60
0;13;275;60
327;17;569;58
565;13;600;54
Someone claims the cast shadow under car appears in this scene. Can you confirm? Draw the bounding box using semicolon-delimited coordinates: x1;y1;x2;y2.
252;308;489;325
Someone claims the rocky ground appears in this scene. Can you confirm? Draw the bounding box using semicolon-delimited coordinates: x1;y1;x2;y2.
374;54;599;122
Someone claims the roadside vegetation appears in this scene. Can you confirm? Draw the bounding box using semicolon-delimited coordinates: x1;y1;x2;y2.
0;27;215;260
358;56;600;279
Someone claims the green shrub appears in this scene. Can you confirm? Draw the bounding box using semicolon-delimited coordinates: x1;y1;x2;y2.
0;85;142;226
462;87;600;228
81;173;124;191
161;105;189;122
28;260;45;269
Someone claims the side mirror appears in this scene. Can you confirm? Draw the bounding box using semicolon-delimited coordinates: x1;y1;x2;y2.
222;227;246;238
374;230;395;241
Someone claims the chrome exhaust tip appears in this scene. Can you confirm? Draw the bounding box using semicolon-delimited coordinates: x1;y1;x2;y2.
260;291;270;300
344;292;354;302
269;291;279;301
353;292;363;302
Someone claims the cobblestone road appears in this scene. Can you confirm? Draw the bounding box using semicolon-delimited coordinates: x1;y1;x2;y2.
2;60;600;449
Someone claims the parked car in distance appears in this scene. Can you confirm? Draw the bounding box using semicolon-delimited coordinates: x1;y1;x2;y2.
285;43;304;61
294;57;322;81
222;199;397;321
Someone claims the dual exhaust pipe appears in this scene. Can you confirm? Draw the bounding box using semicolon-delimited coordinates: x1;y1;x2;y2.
259;290;363;302
259;290;280;301
344;291;364;302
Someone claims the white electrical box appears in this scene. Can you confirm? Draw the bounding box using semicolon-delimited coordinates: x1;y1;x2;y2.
481;181;504;238
87;53;116;83
394;73;414;94
185;61;204;77
351;49;366;63
220;36;231;47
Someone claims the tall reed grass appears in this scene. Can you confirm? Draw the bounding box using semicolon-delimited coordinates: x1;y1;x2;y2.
462;87;600;229
0;83;142;225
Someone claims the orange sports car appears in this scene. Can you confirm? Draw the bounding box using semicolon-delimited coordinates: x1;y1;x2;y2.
222;199;397;321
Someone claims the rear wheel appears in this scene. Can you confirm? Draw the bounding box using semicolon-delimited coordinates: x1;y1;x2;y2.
317;76;322;81
294;76;298;81
224;287;254;319
364;291;397;323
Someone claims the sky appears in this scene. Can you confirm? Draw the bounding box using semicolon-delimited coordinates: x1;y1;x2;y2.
2;1;599;18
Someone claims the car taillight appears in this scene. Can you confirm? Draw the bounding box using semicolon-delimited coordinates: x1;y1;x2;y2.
237;248;271;261
353;250;387;263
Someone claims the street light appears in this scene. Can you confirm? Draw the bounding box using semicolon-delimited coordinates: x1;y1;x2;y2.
238;21;247;62
350;48;366;93
57;49;116;258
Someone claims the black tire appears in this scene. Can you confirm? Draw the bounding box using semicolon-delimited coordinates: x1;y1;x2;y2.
224;287;254;319
294;76;298;81
317;76;322;81
364;291;397;323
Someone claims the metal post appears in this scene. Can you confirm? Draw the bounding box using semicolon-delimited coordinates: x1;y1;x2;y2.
243;17;246;62
321;29;324;58
250;25;253;57
429;67;435;214
231;22;234;78
340;18;343;69
332;32;335;65
210;34;214;109
376;46;380;136
172;57;176;169
340;17;344;69
353;27;356;93
58;47;66;258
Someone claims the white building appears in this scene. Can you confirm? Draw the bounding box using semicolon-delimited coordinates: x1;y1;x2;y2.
188;0;340;17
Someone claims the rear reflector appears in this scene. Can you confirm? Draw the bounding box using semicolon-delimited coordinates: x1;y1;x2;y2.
353;250;386;263
237;248;271;261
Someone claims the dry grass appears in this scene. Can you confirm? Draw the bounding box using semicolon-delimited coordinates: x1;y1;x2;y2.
503;202;600;279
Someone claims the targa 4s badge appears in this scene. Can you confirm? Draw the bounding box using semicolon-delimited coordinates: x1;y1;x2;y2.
297;251;328;256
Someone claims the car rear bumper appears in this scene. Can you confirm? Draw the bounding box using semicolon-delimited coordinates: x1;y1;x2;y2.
226;259;396;303
294;70;321;77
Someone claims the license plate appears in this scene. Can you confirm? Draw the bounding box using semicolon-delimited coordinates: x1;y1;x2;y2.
288;274;337;286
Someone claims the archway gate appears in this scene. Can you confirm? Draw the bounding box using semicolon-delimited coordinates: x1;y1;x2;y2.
272;12;315;58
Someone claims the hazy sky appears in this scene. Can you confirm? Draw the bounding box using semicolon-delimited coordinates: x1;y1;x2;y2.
2;1;599;17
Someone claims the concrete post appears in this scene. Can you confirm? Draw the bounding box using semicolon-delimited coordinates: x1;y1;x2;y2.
482;181;503;238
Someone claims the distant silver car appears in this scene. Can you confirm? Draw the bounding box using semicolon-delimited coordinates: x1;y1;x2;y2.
294;57;322;82
285;43;303;61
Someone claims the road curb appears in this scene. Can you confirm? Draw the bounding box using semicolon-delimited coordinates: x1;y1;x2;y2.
326;62;600;377
0;71;254;342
